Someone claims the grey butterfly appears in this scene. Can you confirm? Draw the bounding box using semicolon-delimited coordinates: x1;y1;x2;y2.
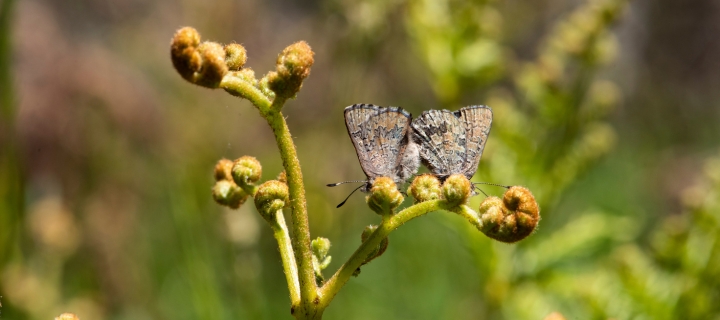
328;104;420;207
411;105;493;180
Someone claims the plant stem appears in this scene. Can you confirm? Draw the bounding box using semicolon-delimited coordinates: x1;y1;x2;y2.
220;77;317;317
264;109;318;316
318;200;457;309
220;75;272;111
271;209;301;305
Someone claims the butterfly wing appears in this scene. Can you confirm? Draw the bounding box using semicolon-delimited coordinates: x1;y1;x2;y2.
455;105;493;179
344;104;413;181
411;109;467;177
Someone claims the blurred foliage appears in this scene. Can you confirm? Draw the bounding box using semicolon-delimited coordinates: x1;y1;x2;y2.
2;0;720;319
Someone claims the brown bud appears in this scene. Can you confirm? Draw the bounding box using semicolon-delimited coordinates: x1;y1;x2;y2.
170;27;228;88
478;186;540;243
214;158;234;181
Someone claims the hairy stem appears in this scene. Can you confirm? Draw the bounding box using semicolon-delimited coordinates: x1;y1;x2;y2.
265;109;317;315
220;77;317;317
271;209;301;305
318;200;457;308
220;75;272;112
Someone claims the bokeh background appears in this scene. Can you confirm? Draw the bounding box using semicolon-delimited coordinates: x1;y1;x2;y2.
2;0;720;319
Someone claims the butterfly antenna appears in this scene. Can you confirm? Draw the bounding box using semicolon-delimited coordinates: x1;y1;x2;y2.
472;182;511;189
336;184;365;208
327;180;367;187
474;185;489;197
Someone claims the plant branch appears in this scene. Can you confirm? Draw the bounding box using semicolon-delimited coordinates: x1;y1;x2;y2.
270;209;301;305
220;73;316;315
318;199;460;308
264;108;317;315
220;74;272;113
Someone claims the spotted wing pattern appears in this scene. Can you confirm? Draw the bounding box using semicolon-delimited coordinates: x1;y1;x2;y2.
456;106;492;178
344;104;417;186
411;105;493;179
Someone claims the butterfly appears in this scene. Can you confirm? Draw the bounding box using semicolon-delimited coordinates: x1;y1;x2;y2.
328;104;420;207
411;105;493;180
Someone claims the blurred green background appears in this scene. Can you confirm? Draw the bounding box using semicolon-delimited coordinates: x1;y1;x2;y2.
2;0;720;319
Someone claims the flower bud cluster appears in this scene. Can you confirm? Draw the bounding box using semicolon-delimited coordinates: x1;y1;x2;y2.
478;186;540;243
172;27;315;107
409;174;473;206
212;158;249;209
171;27;237;88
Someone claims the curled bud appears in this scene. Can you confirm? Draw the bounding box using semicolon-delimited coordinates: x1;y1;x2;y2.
254;180;289;223
214;158;234;181
212;180;249;209
478;186;540;243
354;225;389;276
224;43;247;71
170;27;201;80
366;177;404;215
312;237;332;283
409;174;442;203
170;27;229;88
442;174;472;206
56;313;80;320
312;237;331;261
232;156;262;191
266;41;315;101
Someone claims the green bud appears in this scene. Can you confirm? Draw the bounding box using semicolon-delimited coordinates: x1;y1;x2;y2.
212;180;248;209
232;156;262;193
442;174;472;206
267;41;315;101
408;174;442;203
312;237;332;284
224;43;247;71
366;177;404;216
312;237;331;260
254;180;289;223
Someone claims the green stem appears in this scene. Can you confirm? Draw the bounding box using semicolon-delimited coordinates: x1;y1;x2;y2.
318;200;460;309
220;75;272;112
265;109;317;316
220;77;317;317
271;209;301;305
